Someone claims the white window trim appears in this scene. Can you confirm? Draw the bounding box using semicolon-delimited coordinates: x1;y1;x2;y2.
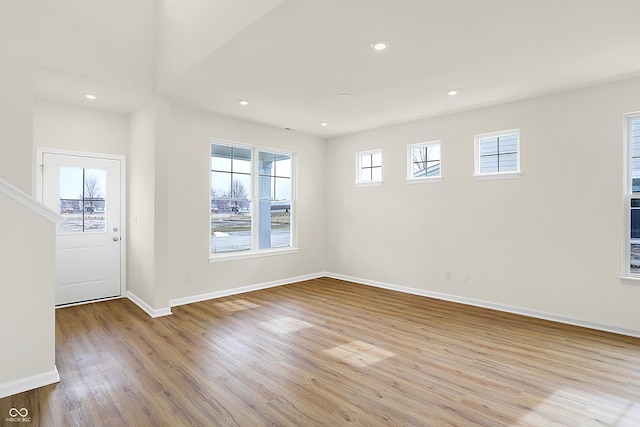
355;149;383;187
209;140;297;260
473;129;521;180
622;112;640;281
355;181;383;187
406;140;442;184
209;247;298;263
407;178;442;184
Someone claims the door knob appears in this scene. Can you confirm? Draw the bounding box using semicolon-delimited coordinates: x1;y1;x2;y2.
113;236;120;241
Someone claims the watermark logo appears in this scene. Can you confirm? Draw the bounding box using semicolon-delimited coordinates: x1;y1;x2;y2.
8;409;28;418
6;407;31;423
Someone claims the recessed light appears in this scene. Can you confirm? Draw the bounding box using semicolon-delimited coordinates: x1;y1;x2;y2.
238;99;250;106
447;89;459;96
284;127;296;132
370;40;389;51
85;94;97;100
320;122;329;127
338;93;352;99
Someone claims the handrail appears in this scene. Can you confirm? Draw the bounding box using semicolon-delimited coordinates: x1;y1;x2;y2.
0;177;64;224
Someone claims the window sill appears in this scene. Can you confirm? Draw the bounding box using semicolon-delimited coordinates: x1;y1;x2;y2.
406;177;442;184
209;247;298;263
619;275;640;285
473;171;521;181
354;181;383;187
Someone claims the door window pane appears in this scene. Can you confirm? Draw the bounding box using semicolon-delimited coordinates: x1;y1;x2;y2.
59;167;106;233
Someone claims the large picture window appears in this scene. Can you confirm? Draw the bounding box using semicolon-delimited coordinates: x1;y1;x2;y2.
625;113;640;277
210;142;295;258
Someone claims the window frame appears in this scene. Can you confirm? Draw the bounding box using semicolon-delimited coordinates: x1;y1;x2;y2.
355;149;383;187
474;129;521;180
209;140;297;262
622;112;640;280
406;140;442;183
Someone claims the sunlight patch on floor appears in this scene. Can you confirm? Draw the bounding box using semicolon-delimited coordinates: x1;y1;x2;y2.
258;316;315;334
214;299;261;312
516;387;640;426
324;340;396;368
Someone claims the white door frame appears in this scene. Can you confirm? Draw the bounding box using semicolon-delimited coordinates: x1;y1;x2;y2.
35;148;127;305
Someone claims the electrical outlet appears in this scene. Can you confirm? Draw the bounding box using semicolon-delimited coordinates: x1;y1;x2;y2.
445;270;452;280
460;271;468;281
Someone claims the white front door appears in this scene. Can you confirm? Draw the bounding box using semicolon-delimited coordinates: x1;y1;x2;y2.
40;152;123;305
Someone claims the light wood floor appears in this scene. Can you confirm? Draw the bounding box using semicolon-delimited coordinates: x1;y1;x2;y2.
2;277;640;426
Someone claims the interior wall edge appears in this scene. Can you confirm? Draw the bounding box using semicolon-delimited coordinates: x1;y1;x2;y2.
127;291;172;318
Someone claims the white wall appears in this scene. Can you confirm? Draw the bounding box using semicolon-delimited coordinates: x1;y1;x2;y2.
127;97;173;314
0;1;34;193
0;193;57;397
325;77;640;334
31;98;327;313
33;99;129;155
168;106;326;301
128;100;163;310
0;1;59;397
156;0;282;89
153;98;172;310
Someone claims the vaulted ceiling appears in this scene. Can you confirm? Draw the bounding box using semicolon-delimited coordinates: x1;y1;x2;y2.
31;0;640;137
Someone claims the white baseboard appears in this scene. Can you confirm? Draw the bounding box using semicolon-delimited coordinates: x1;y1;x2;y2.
0;366;60;399
145;269;640;339
169;272;325;307
326;272;640;339
127;291;172;318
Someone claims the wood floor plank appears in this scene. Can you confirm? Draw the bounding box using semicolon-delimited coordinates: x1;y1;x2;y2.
1;277;639;426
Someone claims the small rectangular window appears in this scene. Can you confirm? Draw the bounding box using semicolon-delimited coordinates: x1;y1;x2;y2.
474;130;520;180
355;149;382;186
407;141;441;182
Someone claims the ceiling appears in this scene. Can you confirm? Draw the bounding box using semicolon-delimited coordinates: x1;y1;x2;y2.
31;0;640;138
